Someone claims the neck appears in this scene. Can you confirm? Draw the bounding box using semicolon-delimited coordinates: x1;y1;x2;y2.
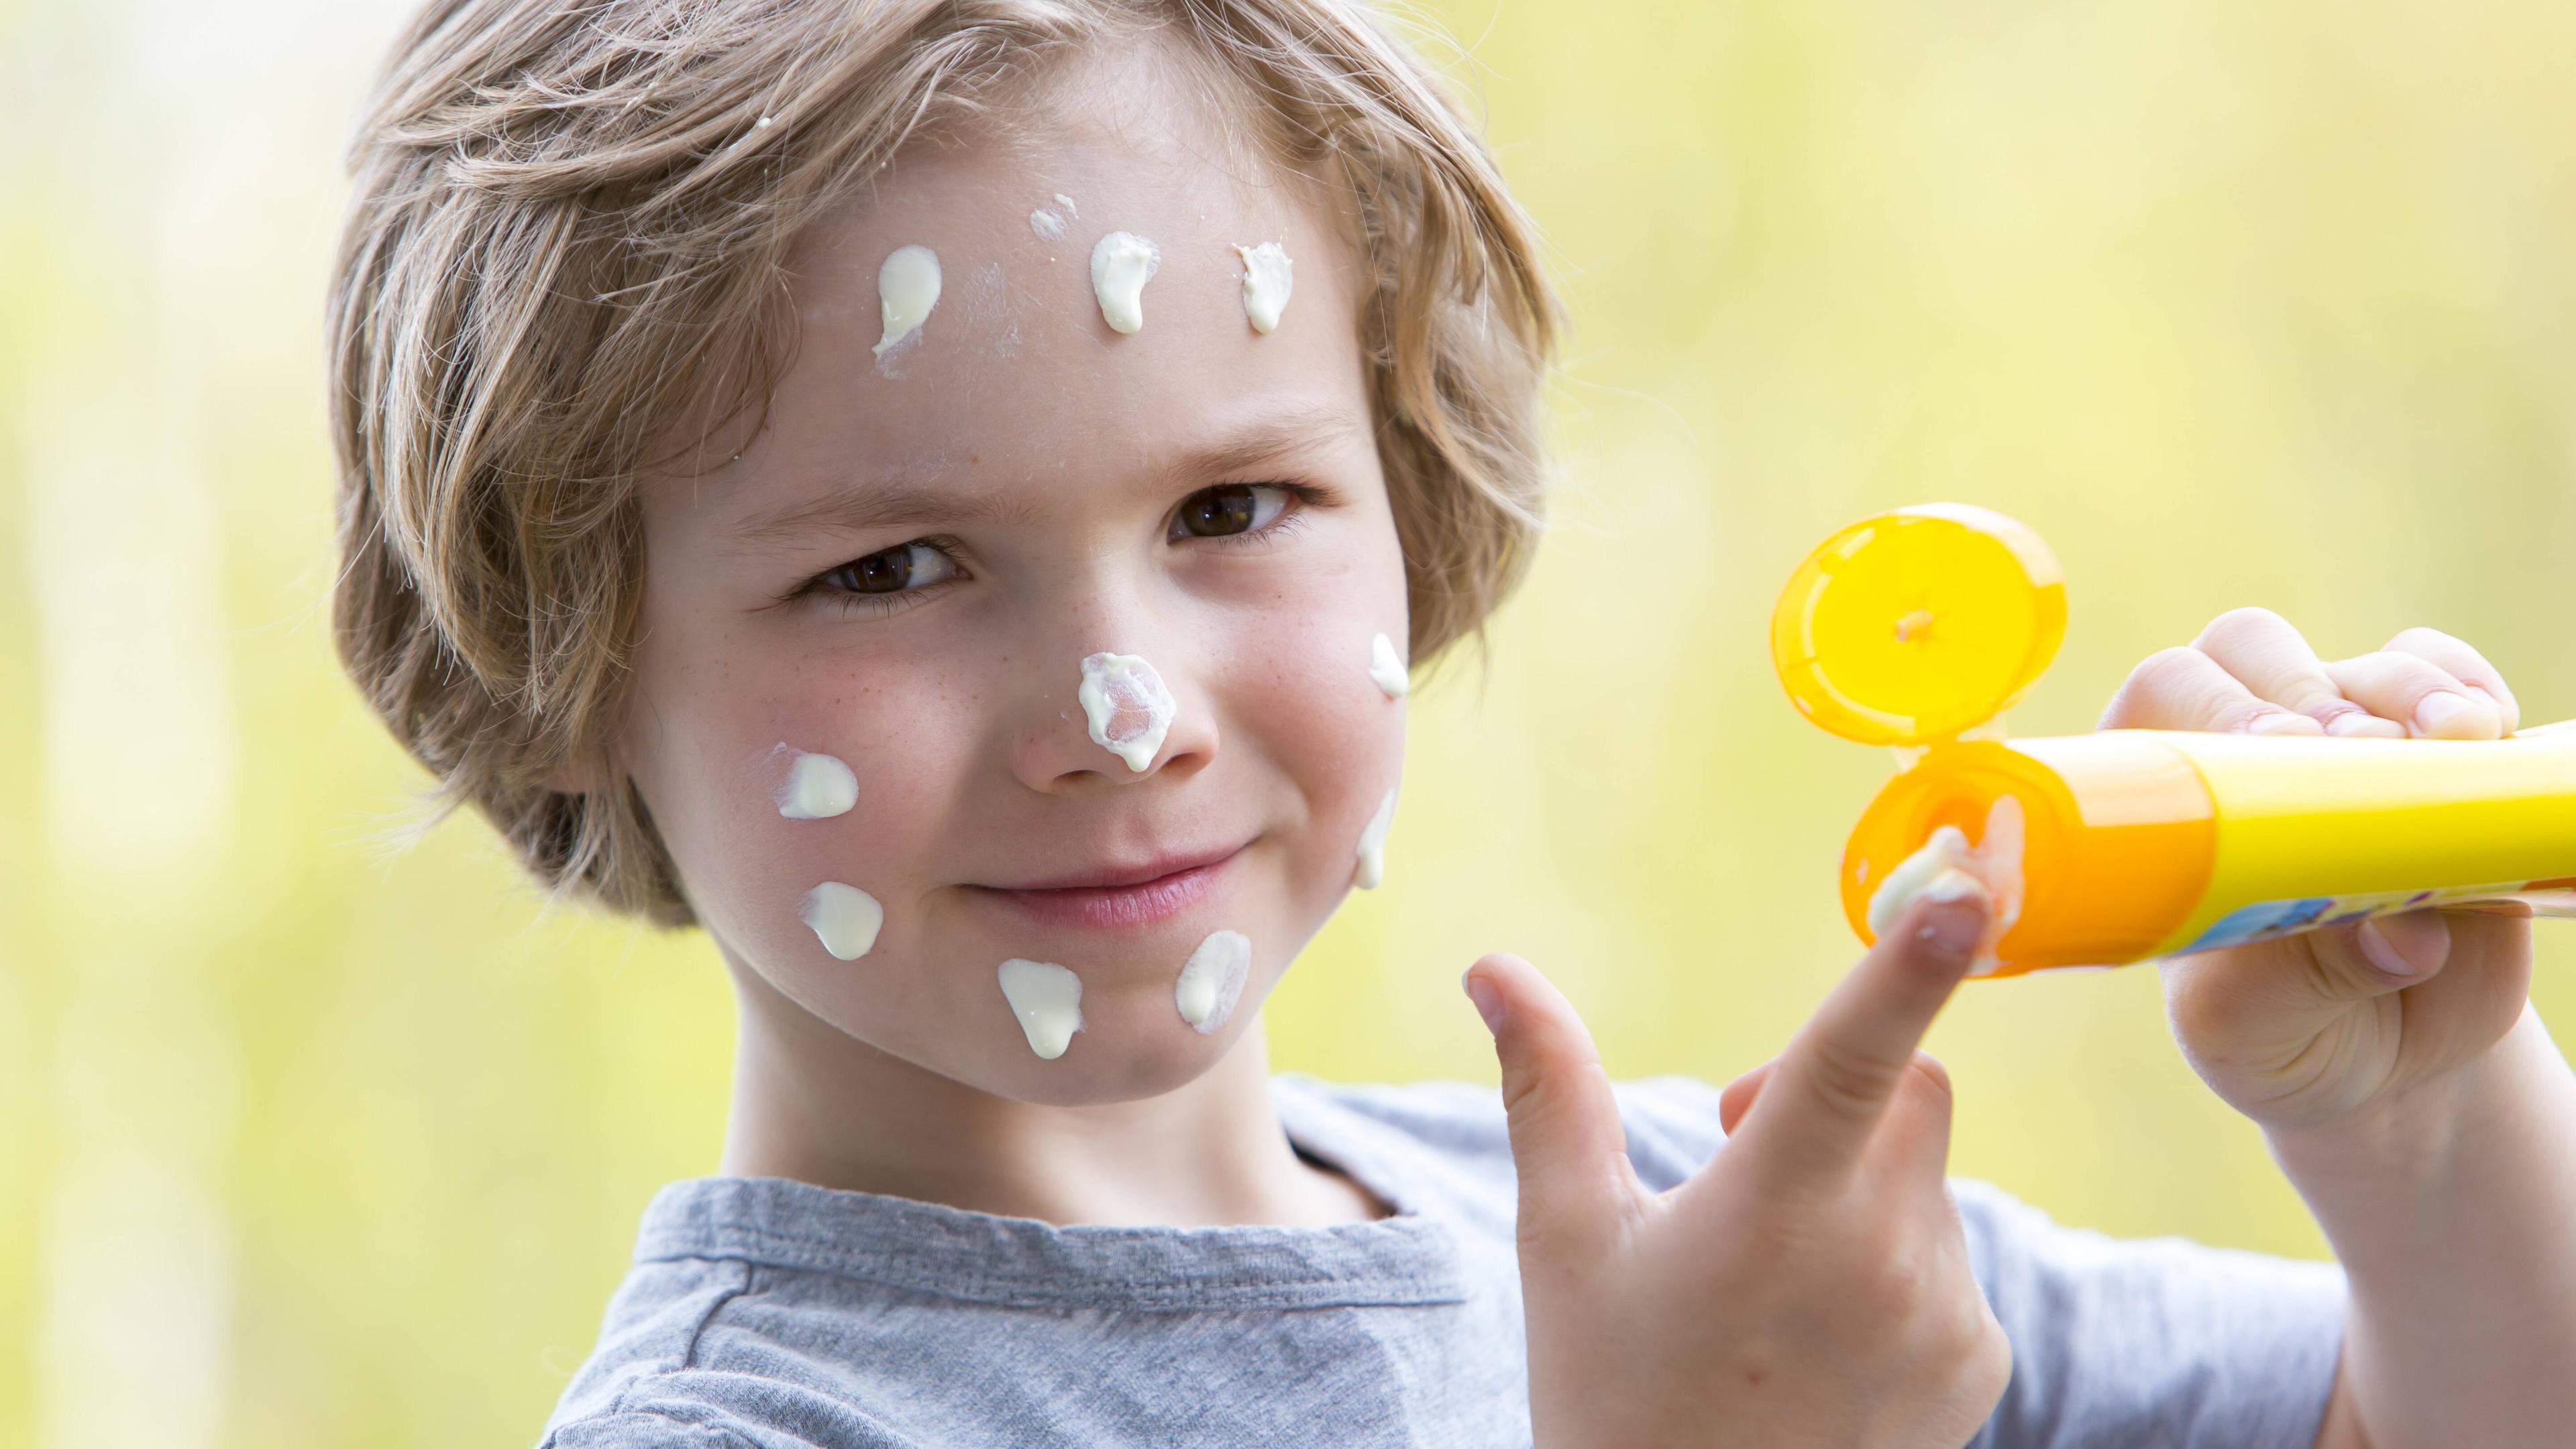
712;949;1384;1228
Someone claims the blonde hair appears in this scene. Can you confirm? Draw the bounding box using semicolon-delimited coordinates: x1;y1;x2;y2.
329;0;1559;924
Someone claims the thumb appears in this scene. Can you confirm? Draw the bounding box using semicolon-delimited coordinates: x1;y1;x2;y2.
1464;953;1640;1254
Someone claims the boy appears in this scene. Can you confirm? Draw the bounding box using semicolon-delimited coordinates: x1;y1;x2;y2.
327;1;2575;1444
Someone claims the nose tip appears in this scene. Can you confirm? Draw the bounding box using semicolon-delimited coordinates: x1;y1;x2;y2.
1012;647;1216;792
1076;651;1175;774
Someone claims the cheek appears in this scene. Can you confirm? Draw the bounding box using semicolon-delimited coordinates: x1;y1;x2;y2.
1207;542;1410;905
626;624;979;971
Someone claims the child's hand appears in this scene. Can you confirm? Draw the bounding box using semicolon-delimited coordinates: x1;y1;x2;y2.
1462;892;2010;1448
2100;608;2536;1132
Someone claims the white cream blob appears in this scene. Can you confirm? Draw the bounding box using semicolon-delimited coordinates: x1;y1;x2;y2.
1234;241;1293;333
773;747;858;820
800;882;883;961
1055;193;1078;217
1089;231;1160;334
1174;929;1251;1034
1354;786;1397;890
872;244;941;359
1029;209;1067;241
1968;795;2026;976
1076;652;1177;772
1367;632;1409;699
998;959;1084;1060
1863;794;2029;975
1866;824;1974;937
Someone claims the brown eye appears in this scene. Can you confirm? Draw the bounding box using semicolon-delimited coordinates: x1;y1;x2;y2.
1171;483;1288;540
825;541;954;595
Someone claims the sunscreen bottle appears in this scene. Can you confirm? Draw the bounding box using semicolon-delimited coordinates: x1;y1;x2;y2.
1773;504;2576;979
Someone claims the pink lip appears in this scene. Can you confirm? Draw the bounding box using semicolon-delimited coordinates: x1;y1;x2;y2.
973;843;1245;930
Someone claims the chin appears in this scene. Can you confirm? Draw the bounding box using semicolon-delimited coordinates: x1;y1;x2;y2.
980;1006;1256;1106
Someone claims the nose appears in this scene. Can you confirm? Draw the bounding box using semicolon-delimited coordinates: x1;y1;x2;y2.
1008;640;1218;794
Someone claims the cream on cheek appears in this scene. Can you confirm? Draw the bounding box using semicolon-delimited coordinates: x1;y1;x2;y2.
800;881;884;961
1367;632;1409;699
1350;627;1408;888
769;744;884;957
1173;929;1250;1033
772;746;859;819
1354;787;1397;890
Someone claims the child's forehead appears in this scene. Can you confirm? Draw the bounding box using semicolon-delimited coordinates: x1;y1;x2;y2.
786;36;1325;283
658;98;1371;535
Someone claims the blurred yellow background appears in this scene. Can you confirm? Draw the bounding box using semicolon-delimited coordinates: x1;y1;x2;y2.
5;0;2574;1444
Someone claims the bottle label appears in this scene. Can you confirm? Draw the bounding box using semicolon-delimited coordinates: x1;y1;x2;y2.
2179;877;2576;955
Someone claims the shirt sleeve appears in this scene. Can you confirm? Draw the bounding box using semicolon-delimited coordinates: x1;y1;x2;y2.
1954;1178;2347;1449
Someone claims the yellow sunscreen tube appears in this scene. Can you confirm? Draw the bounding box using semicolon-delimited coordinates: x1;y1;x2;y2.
1774;503;2576;977
1840;727;2576;977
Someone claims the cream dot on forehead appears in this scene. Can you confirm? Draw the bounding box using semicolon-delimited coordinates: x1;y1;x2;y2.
1077;652;1176;772
1234;241;1293;334
800;882;883;961
873;244;941;360
1029;208;1067;241
1089;231;1160;335
1174;930;1251;1034
998;959;1084;1060
773;747;857;820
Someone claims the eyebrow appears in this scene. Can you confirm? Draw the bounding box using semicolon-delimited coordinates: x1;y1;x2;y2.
723;404;1365;551
1158;405;1365;486
726;479;1038;551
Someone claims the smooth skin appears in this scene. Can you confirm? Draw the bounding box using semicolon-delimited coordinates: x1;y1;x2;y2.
1468;607;2575;1448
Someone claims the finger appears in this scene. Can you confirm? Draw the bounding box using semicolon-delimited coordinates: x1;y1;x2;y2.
2355;910;2454;985
2190;608;2365;735
1717;1059;1778;1136
2267;910;2455;1004
2383;627;2521;735
2100;646;2329;737
1866;1050;1960;1190
1725;890;1988;1187
2324;651;2506;740
1462;954;1641;1250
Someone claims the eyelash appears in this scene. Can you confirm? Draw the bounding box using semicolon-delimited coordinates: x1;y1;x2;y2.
786;537;969;618
788;481;1328;616
1177;481;1323;552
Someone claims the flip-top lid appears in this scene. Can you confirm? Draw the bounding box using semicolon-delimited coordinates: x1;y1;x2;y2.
1771;503;2067;747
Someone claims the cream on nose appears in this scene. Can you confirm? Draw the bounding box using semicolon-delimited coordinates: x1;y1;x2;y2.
1076;651;1176;772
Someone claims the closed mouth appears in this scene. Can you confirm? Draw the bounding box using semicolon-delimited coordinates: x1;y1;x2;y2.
970;843;1246;930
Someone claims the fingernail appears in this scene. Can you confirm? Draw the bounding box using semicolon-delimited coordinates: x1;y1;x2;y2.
2327;710;2403;738
1461;971;1505;1036
2355;918;2425;980
2249;710;2322;737
2413;690;2483;739
1917;883;1989;961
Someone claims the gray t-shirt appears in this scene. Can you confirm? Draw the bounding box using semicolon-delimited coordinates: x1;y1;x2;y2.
539;1075;2347;1448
